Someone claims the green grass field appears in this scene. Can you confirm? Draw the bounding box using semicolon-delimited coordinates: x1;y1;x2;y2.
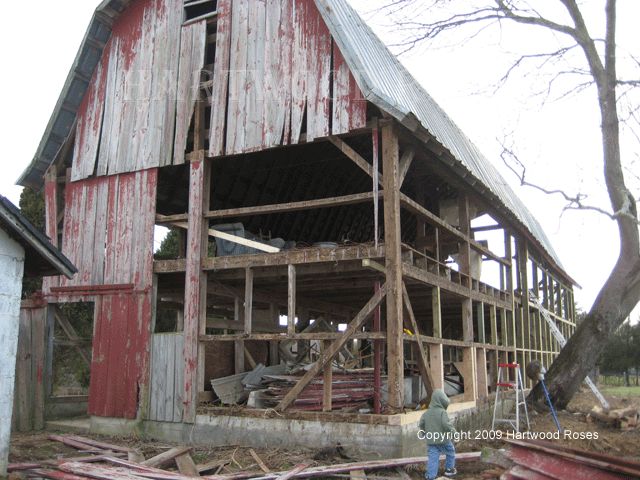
602;386;640;397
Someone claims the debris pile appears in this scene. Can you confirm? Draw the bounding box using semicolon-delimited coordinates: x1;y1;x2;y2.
211;363;376;412
8;433;484;479
587;405;639;429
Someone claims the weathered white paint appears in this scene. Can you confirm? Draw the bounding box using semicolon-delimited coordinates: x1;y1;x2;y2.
0;228;25;476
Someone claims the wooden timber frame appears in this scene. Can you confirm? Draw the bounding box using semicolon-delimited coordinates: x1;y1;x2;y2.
26;0;577;428
151;118;576;420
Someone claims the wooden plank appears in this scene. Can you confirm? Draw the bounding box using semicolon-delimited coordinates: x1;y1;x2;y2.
31;307;46;430
305;1;331;141
328;136;384;186
275;463;311;480
249;449;270;474
64;436;132;454
382;124;404;410
476;347;488;398
225;0;249;153
171;222;280;253
401;283;434;399
174;20;207;165
142;447;192;468
287;265;296;336
461;347;477;402
234;298;245;374
290;0;307;144
71;43;109;181
175;453;200;477
173;334;184;422
201;192;379;220
275;284;387;411
209;0;232;156
244;268;253;335
322;340;332;412
15;309;32;432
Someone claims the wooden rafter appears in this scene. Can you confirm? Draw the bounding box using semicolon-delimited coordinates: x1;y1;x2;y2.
275;283;388;411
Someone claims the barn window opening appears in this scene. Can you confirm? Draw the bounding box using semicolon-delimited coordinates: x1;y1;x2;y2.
184;0;217;24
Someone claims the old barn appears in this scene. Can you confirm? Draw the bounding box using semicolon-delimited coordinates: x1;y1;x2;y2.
17;0;577;455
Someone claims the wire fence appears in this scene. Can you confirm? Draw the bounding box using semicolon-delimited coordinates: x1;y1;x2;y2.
598;372;640;387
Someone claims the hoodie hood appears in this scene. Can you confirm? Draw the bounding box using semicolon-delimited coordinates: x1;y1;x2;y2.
429;389;449;410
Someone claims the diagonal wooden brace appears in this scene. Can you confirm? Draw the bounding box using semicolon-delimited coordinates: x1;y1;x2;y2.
275;283;388;411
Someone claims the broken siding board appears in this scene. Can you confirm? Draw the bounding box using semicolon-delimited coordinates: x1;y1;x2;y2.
226;0;249;154
97;38;122;177
242;0;266;152
263;0;285;147
305;2;331;141
290;0;308;145
209;0;232;156
71;44;110;181
91;180;109;285
174;21;207;165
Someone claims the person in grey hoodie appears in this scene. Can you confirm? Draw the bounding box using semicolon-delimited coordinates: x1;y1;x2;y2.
418;389;457;479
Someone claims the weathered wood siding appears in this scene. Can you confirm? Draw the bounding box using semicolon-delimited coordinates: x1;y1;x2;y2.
56;169;157;419
72;0;183;180
60;169;157;288
209;0;366;156
149;333;184;422
11;304;46;433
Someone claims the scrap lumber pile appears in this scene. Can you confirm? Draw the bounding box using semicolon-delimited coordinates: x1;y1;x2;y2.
587;405;639;429
489;439;640;479
259;372;374;411
8;435;484;479
212;363;376;412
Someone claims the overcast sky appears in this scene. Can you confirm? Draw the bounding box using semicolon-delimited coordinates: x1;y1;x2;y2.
0;1;638;320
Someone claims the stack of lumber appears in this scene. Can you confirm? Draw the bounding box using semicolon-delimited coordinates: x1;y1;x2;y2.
587;406;639;429
261;372;374;411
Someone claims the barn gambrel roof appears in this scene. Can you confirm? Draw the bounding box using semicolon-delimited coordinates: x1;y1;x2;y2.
17;0;570;281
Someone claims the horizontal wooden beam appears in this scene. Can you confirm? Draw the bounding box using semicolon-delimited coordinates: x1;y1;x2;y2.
203;244;385;271
199;332;387;342
328;135;384;186
402;263;512;309
203;192;382;220
399;194;510;267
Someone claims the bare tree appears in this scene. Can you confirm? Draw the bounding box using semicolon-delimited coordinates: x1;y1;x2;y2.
378;0;640;409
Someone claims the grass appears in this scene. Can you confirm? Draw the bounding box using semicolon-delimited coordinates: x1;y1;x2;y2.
601;386;640;397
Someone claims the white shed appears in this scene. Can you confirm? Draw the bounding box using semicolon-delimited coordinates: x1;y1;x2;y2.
0;195;75;476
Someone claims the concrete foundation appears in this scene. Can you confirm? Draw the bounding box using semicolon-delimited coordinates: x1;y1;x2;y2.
85;400;496;458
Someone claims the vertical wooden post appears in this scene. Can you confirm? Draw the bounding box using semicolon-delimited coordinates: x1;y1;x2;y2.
461;348;477;401
490;305;498;345
476;302;485;344
183;157;210;423
516;239;529;386
322;340;333;412
430;287;444;390
382;123;404;409
287;265;296;336
475;347;488;398
372;125;380;248
269;303;280;366
244;268;253;334
373;282;382;413
234;297;245;374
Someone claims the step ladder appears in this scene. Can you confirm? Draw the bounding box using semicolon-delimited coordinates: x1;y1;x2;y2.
492;363;530;432
528;293;610;410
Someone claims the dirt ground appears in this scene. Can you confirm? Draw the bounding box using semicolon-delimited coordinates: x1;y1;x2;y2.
8;387;640;480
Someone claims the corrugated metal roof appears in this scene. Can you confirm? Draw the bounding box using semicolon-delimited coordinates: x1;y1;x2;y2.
316;0;565;272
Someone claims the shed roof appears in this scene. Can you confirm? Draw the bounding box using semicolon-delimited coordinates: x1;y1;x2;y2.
17;0;571;283
0;195;77;278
